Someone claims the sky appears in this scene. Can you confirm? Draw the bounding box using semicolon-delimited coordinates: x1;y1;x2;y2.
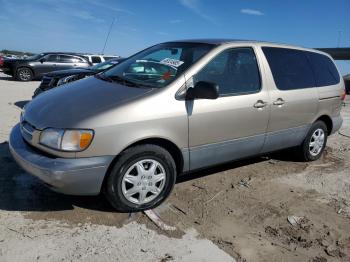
0;0;349;74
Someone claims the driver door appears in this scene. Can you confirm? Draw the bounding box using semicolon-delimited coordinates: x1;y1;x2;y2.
187;47;270;170
34;54;58;76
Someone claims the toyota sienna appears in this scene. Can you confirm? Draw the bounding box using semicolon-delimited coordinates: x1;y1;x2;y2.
9;40;345;212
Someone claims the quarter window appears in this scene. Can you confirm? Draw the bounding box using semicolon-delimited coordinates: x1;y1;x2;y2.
194;48;261;96
306;52;340;86
262;47;315;90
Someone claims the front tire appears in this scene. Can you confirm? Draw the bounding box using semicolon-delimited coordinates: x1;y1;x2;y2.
298;121;328;161
105;144;177;212
16;67;33;81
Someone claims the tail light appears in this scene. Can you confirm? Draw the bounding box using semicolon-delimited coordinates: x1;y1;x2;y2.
341;90;346;101
0;56;3;67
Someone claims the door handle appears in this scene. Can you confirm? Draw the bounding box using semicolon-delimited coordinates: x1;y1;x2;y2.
273;98;285;106
253;100;268;108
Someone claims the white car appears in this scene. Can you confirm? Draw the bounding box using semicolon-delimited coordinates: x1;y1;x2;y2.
83;54;120;65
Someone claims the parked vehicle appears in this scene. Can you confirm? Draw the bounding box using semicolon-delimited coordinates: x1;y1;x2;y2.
4;54;19;59
83;54;120;65
0;55;4;67
1;53;91;81
344;74;350;94
33;58;125;98
9;40;345;212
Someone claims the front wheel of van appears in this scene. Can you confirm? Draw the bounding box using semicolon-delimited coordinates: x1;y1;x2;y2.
298;121;328;161
104;144;177;212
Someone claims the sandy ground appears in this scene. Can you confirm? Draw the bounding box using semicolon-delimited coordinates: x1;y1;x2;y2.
0;72;350;261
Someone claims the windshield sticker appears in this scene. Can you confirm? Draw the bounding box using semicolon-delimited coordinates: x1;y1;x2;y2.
162;71;172;80
160;58;184;68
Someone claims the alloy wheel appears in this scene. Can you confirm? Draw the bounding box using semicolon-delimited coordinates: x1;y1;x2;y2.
121;159;166;205
309;128;325;156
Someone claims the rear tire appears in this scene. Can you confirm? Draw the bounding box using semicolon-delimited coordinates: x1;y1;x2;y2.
16;67;33;81
104;144;177;212
297;121;328;161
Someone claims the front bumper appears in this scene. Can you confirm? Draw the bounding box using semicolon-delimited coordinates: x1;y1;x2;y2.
1;68;13;76
9;124;114;195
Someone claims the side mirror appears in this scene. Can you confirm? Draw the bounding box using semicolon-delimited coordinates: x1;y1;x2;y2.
186;81;219;100
39;58;45;64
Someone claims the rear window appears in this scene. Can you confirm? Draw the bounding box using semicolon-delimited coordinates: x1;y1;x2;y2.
306;52;340;86
262;47;315;90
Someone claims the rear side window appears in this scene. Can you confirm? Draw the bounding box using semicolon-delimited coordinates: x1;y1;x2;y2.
91;56;102;63
195;48;261;96
59;55;74;63
262;47;315;90
306;52;340;86
71;57;85;63
46;55;59;62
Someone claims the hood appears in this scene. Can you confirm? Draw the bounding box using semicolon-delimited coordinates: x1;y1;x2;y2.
24;76;154;129
44;68;94;78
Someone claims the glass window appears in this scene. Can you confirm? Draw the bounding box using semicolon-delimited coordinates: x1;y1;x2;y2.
59;55;75;63
45;55;59;62
103;42;215;88
70;57;84;63
194;48;261;96
306;52;340;86
262;47;315;90
91;56;102;63
90;60;118;72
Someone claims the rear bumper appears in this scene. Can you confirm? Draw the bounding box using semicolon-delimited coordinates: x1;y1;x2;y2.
331;115;343;134
9;124;114;195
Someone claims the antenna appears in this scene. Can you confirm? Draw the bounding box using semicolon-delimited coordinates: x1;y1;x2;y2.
337;30;342;48
101;17;116;55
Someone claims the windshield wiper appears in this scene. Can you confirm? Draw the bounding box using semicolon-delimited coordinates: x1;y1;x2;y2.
95;73;113;82
109;75;143;87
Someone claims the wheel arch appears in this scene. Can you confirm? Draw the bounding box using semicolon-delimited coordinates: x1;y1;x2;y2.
101;137;184;193
315;115;333;135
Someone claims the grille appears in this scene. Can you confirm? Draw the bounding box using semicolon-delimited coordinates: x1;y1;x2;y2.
20;120;35;141
41;76;51;84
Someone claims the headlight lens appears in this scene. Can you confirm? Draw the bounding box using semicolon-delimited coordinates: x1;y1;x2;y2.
39;128;94;151
57;75;76;86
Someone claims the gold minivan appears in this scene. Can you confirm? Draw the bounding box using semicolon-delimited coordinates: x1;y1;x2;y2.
10;40;346;212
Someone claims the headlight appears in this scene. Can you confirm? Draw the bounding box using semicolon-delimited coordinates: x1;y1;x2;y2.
57;75;77;86
39;128;94;151
20;104;27;122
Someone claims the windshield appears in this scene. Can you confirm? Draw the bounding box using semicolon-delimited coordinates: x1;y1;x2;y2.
102;42;215;88
90;59;120;72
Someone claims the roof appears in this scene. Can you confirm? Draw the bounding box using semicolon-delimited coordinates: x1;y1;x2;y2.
315;48;350;60
41;52;84;55
166;38;307;46
167;39;252;45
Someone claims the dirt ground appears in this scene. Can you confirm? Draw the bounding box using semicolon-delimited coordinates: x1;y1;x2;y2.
0;72;349;261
